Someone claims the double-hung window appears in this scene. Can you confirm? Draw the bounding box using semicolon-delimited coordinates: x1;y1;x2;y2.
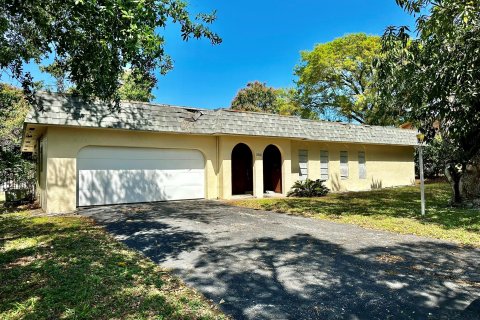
320;150;329;180
358;151;366;179
340;151;349;179
298;150;308;180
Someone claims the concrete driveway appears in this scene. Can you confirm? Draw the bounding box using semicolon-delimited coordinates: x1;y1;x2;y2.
79;200;480;320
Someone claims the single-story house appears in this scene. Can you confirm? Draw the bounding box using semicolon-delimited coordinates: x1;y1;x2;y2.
21;92;417;213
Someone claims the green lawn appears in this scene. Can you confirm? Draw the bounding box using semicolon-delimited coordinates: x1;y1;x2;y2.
0;211;227;320
229;183;480;247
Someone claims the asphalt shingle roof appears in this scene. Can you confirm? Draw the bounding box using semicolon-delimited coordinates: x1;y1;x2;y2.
25;92;417;146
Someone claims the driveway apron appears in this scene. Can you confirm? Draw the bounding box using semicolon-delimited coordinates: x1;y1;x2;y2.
79;200;480;320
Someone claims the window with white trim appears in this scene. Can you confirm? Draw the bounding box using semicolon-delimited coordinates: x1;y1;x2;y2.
340;151;349;179
298;150;308;180
358;151;366;179
320;150;329;180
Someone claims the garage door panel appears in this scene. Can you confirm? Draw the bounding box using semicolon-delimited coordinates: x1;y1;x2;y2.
78;147;204;161
77;147;205;206
78;159;205;171
161;185;205;201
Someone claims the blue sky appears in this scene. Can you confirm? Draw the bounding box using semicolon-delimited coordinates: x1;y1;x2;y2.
12;1;416;109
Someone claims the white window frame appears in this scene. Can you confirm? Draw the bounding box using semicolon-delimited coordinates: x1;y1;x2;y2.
320;150;329;180
358;151;367;179
340;151;349;180
298;149;308;181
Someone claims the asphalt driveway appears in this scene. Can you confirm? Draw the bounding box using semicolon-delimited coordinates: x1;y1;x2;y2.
79;200;480;320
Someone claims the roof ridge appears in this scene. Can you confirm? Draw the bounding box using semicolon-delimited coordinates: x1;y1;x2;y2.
35;91;214;113
220;108;301;119
36;92;415;131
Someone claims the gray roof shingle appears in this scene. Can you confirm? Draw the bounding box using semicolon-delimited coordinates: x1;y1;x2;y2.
25;92;417;146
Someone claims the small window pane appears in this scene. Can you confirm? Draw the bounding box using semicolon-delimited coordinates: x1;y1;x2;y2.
340;151;349;179
358;151;366;179
299;149;308;180
320;150;329;180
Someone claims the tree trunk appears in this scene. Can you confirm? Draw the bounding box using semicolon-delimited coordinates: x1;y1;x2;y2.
459;162;480;203
445;164;462;204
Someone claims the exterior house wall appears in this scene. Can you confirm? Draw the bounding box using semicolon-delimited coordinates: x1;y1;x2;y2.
290;141;415;191
217;136;292;199
43;126;218;213
40;126;414;213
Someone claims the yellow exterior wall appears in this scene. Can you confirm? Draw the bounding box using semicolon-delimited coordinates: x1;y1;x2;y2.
43;126;218;213
39;126;415;213
290;141;415;192
217;136;292;199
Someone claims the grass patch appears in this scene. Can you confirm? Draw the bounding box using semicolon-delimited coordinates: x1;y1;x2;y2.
0;210;227;320
229;183;480;247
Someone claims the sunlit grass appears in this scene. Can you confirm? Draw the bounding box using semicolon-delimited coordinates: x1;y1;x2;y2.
229;183;480;247
0;211;227;320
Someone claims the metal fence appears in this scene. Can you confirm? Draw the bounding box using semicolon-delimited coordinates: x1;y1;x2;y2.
0;167;36;202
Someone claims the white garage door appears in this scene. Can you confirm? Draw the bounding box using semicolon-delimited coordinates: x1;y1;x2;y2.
77;146;205;206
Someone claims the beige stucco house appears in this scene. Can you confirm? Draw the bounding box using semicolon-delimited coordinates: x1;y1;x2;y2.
21;92;417;214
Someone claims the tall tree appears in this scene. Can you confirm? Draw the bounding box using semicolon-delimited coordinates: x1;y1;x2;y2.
118;70;155;102
41;67;156;102
275;88;318;120
0;83;35;194
376;0;480;204
0;0;221;106
231;81;277;113
231;82;318;119
295;33;388;124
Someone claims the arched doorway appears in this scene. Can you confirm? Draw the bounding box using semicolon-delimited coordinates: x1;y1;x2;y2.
263;145;282;193
231;143;253;195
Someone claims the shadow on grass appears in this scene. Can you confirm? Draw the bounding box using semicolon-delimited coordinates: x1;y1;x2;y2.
0;213;225;319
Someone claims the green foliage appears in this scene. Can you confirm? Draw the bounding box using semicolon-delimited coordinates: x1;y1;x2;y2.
0;0;221;106
275;88;318;120
231;81;277;113
0;84;29;145
295;33;389;124
415;137;446;179
231;82;318;119
0;84;35;193
375;0;480;202
287;179;329;197
118;70;155;102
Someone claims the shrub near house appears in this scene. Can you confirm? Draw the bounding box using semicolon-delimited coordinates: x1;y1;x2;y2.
288;179;329;197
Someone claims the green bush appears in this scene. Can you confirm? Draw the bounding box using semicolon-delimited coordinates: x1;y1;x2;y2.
414;138;446;179
287;179;329;197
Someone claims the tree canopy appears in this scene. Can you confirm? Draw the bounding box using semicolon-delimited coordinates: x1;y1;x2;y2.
231;81;318;119
295;33;387;124
118;70;155;102
274;88;318;120
0;0;221;106
376;0;480;203
0;84;29;147
0;83;35;192
231;81;277;113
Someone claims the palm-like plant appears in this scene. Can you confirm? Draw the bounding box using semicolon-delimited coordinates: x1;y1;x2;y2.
287;179;329;197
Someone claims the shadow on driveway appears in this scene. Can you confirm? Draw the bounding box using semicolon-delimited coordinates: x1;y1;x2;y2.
79;200;480;320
